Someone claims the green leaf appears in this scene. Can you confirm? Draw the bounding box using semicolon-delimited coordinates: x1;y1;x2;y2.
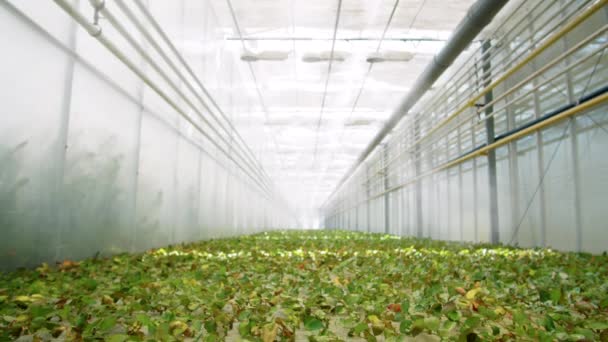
513;311;527;325
29;305;52;318
400;319;412;334
353;322;369;336
136;313;152;327
106;334;128;342
573;328;594;340
539;289;551;302
423;317;440;331
304;317;324;331
587;321;608;330
446;310;460;322
238;320;251;336
463;316;481;330
98;316;117;332
550;288;562;304
80;278;99;291
544;315;556;332
478;306;497;319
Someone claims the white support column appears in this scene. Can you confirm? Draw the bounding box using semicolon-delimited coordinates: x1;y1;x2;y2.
54;0;80;260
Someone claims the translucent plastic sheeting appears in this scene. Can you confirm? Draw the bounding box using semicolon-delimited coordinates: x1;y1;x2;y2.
0;1;293;270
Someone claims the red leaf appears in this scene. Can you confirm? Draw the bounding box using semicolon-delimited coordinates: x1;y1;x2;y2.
387;303;402;313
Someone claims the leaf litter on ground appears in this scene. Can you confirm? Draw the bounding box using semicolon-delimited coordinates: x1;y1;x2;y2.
0;230;607;341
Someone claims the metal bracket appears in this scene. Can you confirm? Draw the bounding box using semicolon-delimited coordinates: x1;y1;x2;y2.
90;0;105;37
474;102;486;121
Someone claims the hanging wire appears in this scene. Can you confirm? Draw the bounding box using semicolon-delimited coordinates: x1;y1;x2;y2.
312;0;344;165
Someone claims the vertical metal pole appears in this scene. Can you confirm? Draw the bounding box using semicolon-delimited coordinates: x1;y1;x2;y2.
482;39;500;244
383;144;390;234
130;0;149;251
347;196;351;230
457;126;464;241
524;12;548;247
559;0;583;252
442;101;449;240
366;164;371;233
506;92;522;244
472;119;479;242
195;150;203;239
54;0;80;260
130;64;145;252
400;185;406;236
414;121;423;238
502;12;523;245
528;40;548;247
355;197;359;231
172;131;180;244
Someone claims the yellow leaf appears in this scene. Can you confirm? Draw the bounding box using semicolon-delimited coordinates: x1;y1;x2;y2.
262;323;278;342
14;296;30;303
494;307;506;315
15;315;29;323
30;294;45;302
465;288;481;300
102;295;114;306
368;315;381;325
169;320;188;335
36;263;49;274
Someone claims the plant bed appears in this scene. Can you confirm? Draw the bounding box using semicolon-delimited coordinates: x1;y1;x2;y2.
1;230;607;341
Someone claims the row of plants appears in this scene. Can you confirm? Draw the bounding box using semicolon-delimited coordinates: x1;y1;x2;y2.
1;230;607;341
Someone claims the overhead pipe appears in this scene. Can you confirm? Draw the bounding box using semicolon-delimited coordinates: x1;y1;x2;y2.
87;0;280;197
128;0;277;192
88;0;274;196
326;0;508;205
111;0;277;196
52;0;274;198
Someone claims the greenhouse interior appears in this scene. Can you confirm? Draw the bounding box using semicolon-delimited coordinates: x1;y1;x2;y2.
1;0;608;340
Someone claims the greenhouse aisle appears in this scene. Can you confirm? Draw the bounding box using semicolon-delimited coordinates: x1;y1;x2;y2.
1;231;607;341
2;0;608;340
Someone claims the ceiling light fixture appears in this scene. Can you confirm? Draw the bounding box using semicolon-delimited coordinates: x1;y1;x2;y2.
240;49;290;61
366;50;414;63
302;50;349;63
